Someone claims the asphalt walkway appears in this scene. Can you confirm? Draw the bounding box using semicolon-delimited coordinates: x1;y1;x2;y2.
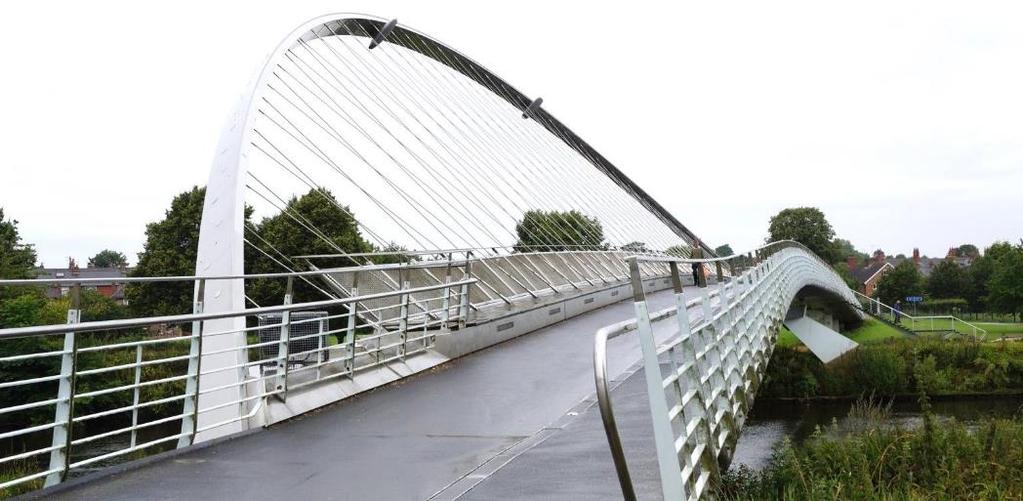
43;289;696;501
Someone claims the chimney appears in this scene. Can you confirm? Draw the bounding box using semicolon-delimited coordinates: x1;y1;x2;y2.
846;256;858;271
873;249;885;264
912;248;920;266
69;257;80;277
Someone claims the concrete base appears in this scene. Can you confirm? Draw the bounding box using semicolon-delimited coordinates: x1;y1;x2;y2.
784;315;858;363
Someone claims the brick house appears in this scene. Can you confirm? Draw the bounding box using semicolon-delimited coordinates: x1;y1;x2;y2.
847;253;894;297
36;258;132;305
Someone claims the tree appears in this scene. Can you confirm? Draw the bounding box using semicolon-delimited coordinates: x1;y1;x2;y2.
966;242;1016;312
714;244;734;257
126;187;210;317
247;188;374;306
988;244;1023;322
0;208;37;281
967;255;993;312
88;249;128;268
874;260;923;305
956;244;980;258
926;260;970;299
664;244;691;258
832;263;858;289
767;207;836;262
620;241;649;253
513;210;605;252
832;238;867;264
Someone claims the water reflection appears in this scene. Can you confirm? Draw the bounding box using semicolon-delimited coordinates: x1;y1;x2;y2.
731;395;1023;471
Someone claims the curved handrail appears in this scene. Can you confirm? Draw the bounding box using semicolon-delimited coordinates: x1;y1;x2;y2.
594;241;858;499
628;239;830;266
594;322;638;501
593;294;706;500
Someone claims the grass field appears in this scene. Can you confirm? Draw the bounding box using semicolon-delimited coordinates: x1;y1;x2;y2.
777;316;1023;347
977;322;1023;339
777;317;906;347
895;317;1023;339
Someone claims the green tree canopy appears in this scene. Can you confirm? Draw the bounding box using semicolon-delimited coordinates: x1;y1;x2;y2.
714;244;734;257
247;188;373;306
988;244;1023;320
513;210;605;252
664;244;691;258
126;187;211;317
0;208;37;281
874;260;923;305
88;249;128;268
967;255;993;312
831;238;867;264
620;241;649;253
832;263;858;289
956;244;980;258
965;242;1018;312
767;207;837;262
926;260;970;299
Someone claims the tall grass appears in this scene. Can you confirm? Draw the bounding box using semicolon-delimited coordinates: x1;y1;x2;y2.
719;399;1023;500
0;461;43;498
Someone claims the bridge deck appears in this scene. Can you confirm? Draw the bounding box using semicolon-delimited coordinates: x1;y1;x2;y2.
43;289;699;501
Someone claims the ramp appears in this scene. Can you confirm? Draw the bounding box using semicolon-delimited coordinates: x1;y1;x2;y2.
784;315;858;363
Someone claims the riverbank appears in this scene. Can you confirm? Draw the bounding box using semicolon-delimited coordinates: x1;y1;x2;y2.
722;396;1023;500
761;336;1023;399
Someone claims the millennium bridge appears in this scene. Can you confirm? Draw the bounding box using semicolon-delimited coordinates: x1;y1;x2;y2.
0;14;864;500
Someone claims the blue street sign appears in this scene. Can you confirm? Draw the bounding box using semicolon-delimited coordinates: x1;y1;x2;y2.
906;296;924;303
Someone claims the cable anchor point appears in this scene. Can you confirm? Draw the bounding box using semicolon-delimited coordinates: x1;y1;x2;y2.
522;97;543;119
369;19;398;49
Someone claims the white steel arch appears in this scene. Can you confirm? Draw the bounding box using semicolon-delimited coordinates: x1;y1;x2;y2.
194;13;717;439
193;14;388;440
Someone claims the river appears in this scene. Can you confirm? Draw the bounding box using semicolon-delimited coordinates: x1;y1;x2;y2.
731;395;1023;471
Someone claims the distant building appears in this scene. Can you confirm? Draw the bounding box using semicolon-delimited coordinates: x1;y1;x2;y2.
847;246;976;294
903;248;972;277
35;258;132;305
945;247;974;268
848;253;894;297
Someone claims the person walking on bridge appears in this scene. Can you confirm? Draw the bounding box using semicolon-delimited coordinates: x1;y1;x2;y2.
690;244;704;287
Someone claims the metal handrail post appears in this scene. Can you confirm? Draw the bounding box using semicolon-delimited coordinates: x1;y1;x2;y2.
130;344;143;448
44;284;80;488
398;269;410;360
275;278;294;401
178;279;205;448
441;254;452;329
458;254;473;329
346;272;359;379
628;258;687;500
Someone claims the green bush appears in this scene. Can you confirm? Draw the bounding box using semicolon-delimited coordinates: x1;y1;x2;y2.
719;416;1023;500
760;337;1023;398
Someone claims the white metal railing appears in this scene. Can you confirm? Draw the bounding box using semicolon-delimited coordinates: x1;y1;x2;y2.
0;247;679;495
851;290;987;339
301;247;693;314
0;268;474;493
594;241;859;500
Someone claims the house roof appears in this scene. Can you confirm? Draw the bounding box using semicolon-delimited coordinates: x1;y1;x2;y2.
851;261;891;284
35;267;132;282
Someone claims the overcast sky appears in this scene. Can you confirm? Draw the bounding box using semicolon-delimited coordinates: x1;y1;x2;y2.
1;1;1020;267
